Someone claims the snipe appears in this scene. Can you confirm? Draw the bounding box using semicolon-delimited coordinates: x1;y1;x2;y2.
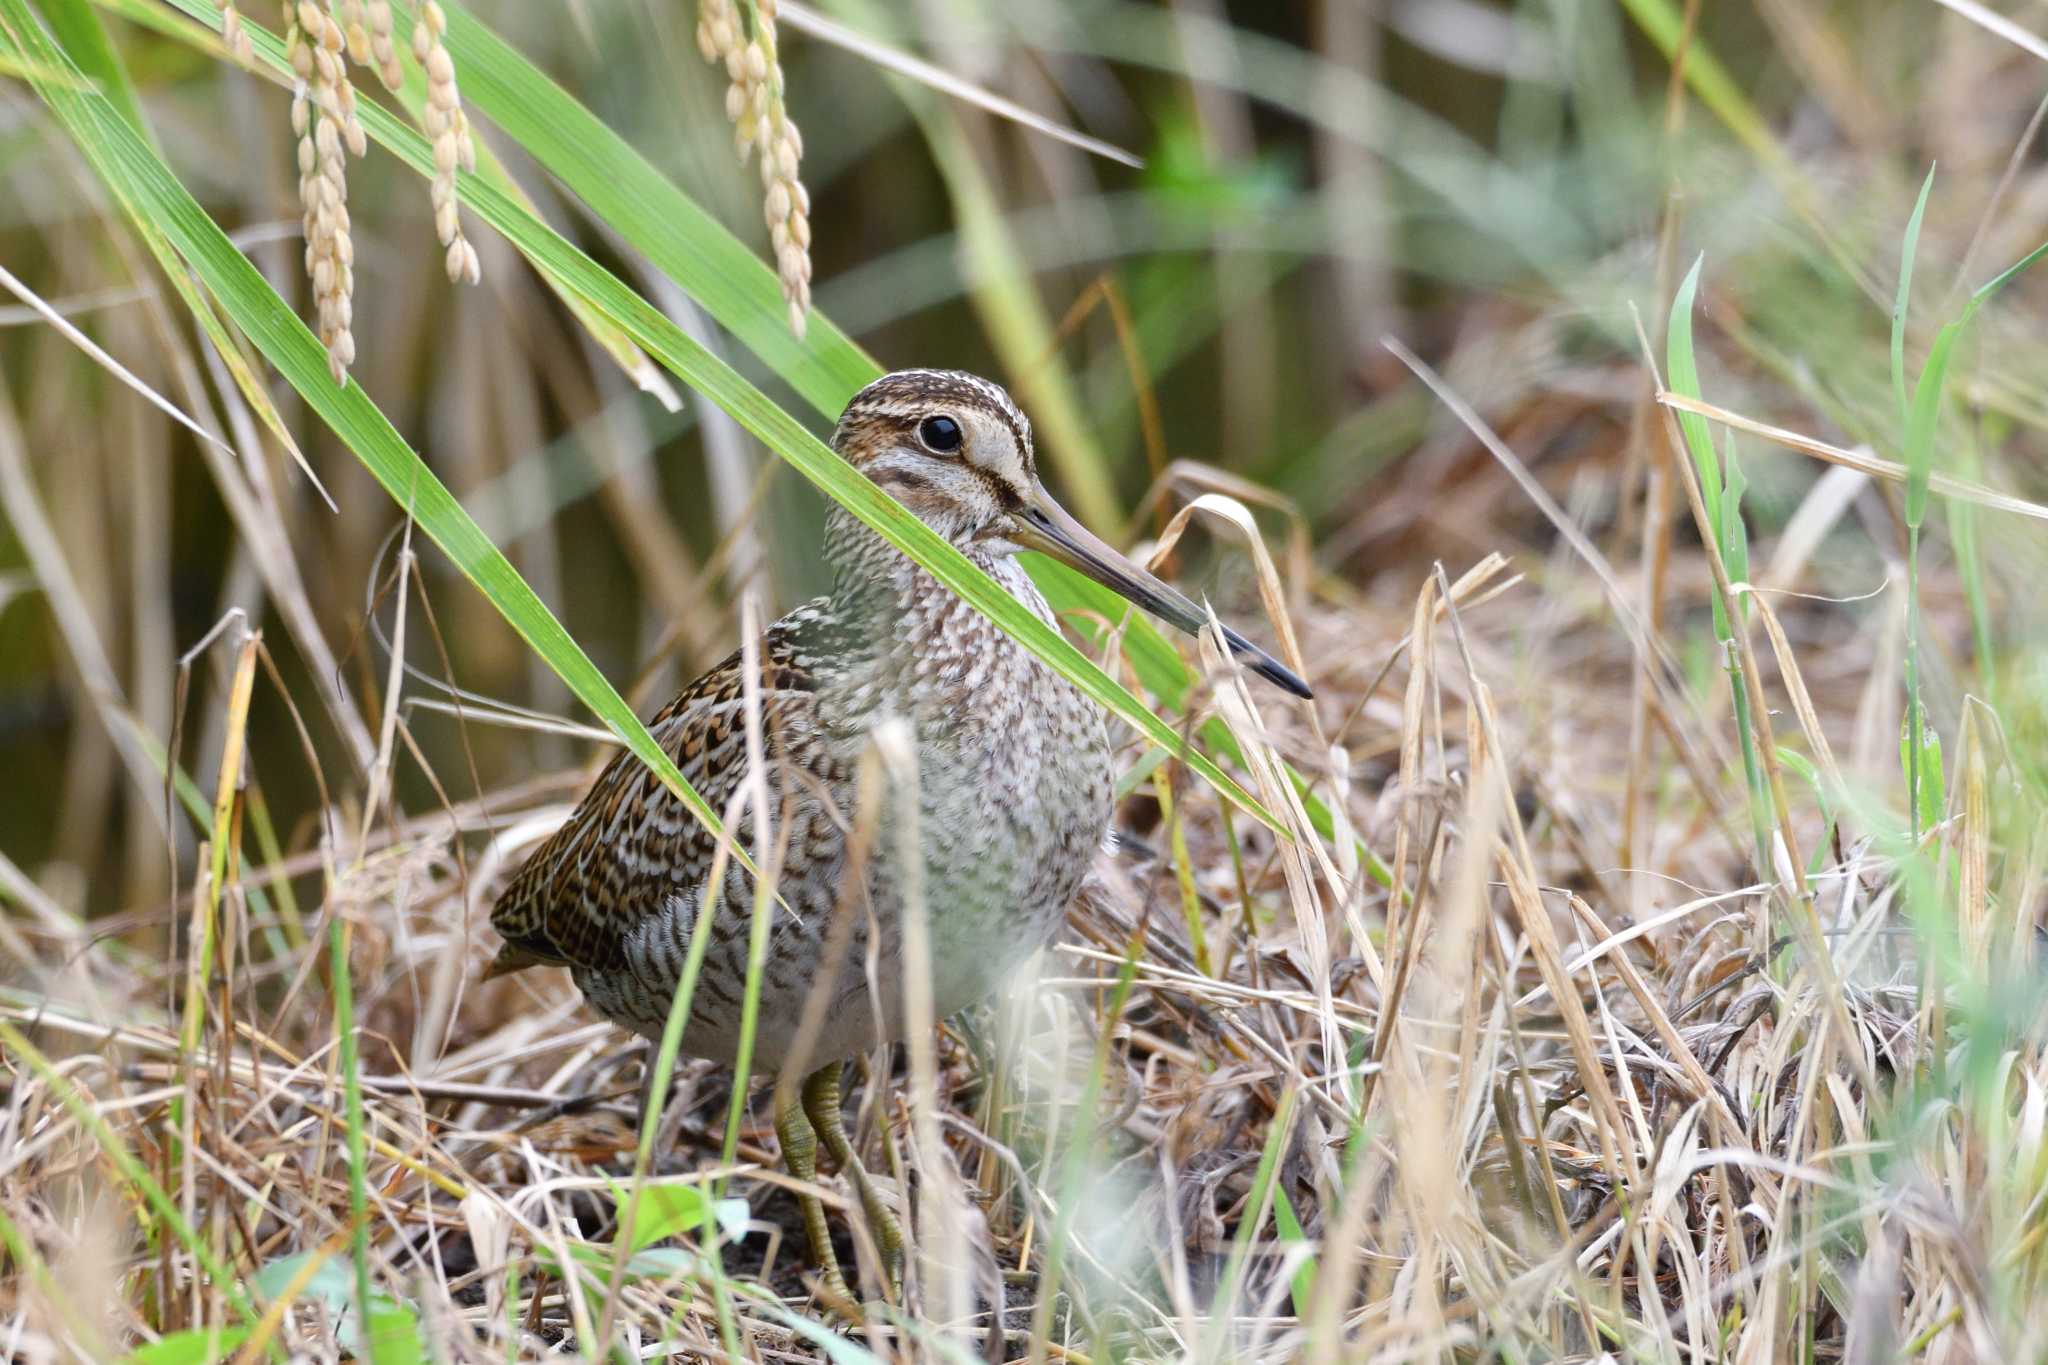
486;369;1310;1302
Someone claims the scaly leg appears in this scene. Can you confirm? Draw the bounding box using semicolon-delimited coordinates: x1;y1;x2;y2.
774;1082;852;1305
801;1063;905;1282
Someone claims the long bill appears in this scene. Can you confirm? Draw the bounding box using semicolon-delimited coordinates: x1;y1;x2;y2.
1012;483;1314;701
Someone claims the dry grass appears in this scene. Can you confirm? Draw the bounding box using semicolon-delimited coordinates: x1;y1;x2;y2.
6;444;2041;1358
6;1;2048;1362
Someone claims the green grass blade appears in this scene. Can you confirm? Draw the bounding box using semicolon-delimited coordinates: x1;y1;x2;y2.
1950;440;1995;699
348;0;1290;791
425;0;1237;702
39;0;144;127
917;108;1123;528
1898;710;1945;833
1720;437;1750;602
1667;256;1729;640
1904;320;1964;532
325;911;378;1365
1967;236;2048;305
1202;1083;1299;1360
1903;235;2048;530
1666;258;1723;528
1271;1184;1318;1319
0;0;733;850
123;1326;254;1365
1892;165;1936;430
420;0;1244;753
1613;0;1774;166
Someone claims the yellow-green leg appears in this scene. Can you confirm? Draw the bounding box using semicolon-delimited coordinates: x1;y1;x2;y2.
801;1063;905;1281
774;1081;853;1306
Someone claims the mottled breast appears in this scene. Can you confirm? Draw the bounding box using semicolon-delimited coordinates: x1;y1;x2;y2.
888;556;1114;1021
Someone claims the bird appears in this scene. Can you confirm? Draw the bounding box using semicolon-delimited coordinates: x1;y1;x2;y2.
485;368;1311;1303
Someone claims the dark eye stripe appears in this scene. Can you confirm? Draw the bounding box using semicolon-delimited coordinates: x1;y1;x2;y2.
879;465;938;495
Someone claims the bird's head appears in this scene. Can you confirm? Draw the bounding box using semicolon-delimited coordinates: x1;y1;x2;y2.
831;369;1312;700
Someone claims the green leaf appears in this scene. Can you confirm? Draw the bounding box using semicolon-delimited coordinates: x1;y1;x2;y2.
1903;317;1965;531
250;1254;354;1315
69;0;1289;832
1719;438;1749;625
1967;235;2048;306
1145;111;1296;214
1901;718;1946;832
1776;747;1839;877
252;1254;424;1363
359;1308;426;1365
38;0;142;122
124;1328;253;1365
1666;257;1723;526
1892;164;1936;430
1775;747;1820;798
1668;257;1729;640
1271;1185;1318;1320
537;1237;704;1284
1949;441;1995;698
608;1179;749;1253
617;1245;702;1279
1901;235;2048;531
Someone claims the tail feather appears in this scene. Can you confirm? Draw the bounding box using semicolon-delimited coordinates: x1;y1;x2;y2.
487;851;565;980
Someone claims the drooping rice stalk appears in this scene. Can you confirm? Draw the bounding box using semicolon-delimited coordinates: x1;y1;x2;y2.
696;0;813;336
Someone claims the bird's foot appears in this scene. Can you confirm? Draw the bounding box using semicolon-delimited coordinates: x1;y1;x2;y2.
844;1163;905;1288
802;1064;907;1292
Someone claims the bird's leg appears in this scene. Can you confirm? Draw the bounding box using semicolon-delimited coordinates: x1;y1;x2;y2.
801;1062;905;1283
774;1083;852;1305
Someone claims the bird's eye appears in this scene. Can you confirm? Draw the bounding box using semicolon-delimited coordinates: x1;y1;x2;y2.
918;415;963;454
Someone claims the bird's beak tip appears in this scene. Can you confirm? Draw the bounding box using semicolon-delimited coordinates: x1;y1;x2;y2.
1268;665;1315;701
1014;491;1313;702
1222;628;1313;700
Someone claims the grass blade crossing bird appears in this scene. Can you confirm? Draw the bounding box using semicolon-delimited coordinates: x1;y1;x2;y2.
485;369;1311;1303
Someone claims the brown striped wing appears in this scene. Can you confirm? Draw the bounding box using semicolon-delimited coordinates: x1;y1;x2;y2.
487;613;828;976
